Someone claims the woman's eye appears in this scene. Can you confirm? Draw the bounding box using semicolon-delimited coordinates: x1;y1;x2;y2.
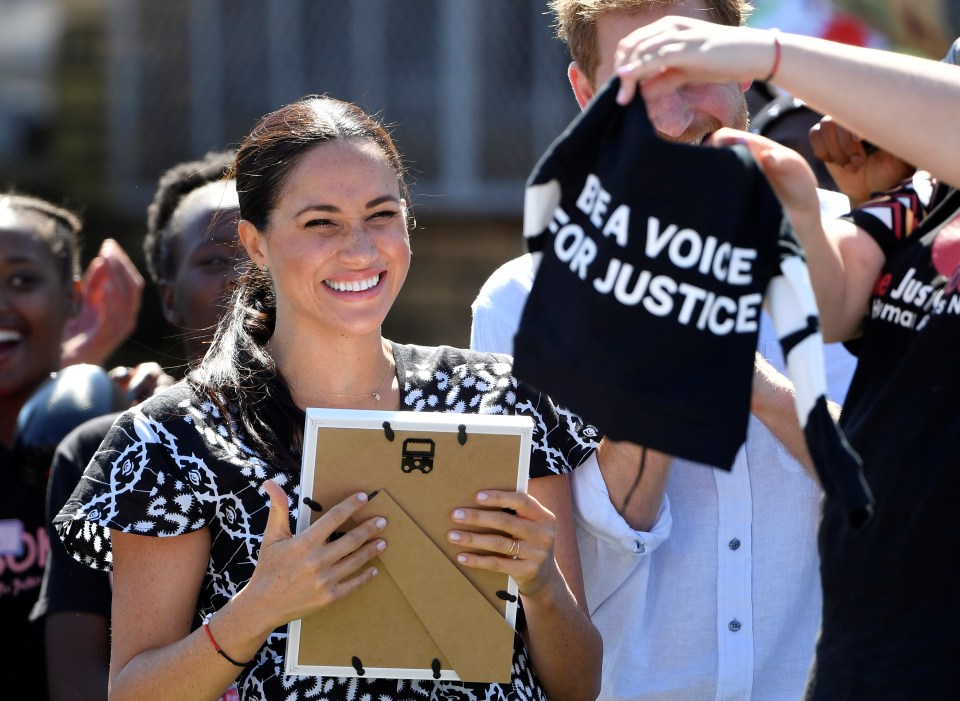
305;218;334;228
369;210;397;222
9;273;39;289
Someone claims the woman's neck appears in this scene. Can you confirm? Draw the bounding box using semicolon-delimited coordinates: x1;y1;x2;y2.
268;329;398;410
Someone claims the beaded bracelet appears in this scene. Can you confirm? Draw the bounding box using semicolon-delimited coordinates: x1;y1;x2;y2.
202;618;251;668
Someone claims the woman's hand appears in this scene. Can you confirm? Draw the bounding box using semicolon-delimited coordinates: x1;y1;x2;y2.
109;362;176;405
810;116;915;207
447;489;559;598
612;16;775;106
61;239;145;367
239;482;387;635
710;128;823;233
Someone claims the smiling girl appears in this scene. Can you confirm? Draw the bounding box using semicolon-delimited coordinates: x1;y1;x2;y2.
0;193;82;700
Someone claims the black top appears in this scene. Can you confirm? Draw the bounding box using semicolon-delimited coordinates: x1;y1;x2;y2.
0;441;49;700
55;343;596;701
31;413;117;623
808;178;960;700
515;75;869;522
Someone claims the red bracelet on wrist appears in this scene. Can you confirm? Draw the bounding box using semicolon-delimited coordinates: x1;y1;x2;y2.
763;29;782;83
202;618;251;668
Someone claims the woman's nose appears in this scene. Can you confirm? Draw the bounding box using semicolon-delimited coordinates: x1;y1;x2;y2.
340;225;378;262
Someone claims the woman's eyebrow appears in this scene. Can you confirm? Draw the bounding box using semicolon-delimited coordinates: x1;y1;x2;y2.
295;194;399;218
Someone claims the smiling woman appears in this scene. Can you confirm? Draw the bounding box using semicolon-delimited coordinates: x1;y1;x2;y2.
54;95;602;701
0;193;82;700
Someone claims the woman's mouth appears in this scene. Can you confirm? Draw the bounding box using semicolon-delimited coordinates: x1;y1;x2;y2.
323;272;382;292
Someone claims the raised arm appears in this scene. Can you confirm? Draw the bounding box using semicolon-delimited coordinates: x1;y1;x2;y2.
612;16;960;189
708;128;886;342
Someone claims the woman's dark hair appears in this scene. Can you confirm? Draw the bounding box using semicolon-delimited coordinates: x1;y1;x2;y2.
189;95;410;469
144;149;236;285
0;193;82;283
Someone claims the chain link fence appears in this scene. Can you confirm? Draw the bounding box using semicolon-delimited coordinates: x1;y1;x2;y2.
105;0;577;217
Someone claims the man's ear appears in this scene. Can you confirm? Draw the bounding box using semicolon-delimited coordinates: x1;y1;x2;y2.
569;61;596;110
158;281;183;326
237;219;268;268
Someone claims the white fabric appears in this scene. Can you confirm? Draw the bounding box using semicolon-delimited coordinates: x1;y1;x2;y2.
469;231;857;700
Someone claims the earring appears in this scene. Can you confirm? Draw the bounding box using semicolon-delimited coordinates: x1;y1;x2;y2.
260;264;269;272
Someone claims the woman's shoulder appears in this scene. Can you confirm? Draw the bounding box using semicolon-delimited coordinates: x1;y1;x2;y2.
394;342;513;369
105;380;229;445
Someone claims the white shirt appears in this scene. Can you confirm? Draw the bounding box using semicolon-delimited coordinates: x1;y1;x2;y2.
470;230;857;700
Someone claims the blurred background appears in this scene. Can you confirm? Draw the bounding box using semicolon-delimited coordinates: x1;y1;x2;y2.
0;0;948;372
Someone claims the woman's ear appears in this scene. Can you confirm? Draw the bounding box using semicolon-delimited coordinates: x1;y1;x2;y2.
238;219;268;269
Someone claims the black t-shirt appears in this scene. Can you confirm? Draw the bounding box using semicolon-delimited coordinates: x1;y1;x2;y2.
514;76;869;522
808;180;960;700
0;442;49;700
31;413;117;623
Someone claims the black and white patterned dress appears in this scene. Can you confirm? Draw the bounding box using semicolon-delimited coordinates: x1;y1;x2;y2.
55;343;597;701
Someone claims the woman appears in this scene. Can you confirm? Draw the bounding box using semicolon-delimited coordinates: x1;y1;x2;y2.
56;96;602;701
0;193;83;700
611;18;960;700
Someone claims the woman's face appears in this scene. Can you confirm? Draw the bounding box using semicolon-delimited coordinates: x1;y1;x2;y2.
162;179;244;359
0;216;78;400
240;138;410;341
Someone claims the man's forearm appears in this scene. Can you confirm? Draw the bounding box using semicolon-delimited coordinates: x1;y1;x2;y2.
595;439;672;532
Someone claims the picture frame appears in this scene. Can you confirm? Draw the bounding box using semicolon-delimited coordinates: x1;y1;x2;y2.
286;408;534;682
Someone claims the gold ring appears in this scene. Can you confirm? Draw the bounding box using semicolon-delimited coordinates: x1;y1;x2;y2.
507;539;520;559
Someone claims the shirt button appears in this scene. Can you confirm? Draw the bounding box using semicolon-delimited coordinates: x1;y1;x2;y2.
728;538;741;550
728;620;742;632
635;541;645;554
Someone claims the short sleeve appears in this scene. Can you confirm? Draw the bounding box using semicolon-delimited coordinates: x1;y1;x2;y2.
513;380;599;478
54;390;217;571
841;173;937;258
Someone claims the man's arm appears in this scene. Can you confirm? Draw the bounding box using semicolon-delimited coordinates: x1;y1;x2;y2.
613;16;960;189
594;439;672;532
750;351;842;483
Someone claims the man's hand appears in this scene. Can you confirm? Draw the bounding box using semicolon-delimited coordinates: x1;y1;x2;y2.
61;239;145;367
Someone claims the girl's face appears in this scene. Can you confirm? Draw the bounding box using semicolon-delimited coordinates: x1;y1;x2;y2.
240;138;410;341
162;180;244;359
0;217;78;400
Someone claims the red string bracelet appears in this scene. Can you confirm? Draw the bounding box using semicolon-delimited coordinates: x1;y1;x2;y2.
202;618;250;668
763;29;782;83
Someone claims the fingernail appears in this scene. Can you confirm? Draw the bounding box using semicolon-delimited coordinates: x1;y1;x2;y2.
371;567;379;576
476;492;489;502
457;554;467;563
375;517;387;529
376;539;386;551
453;509;465;521
357;492;368;503
449;530;461;542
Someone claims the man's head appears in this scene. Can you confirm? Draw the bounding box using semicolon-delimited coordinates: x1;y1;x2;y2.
550;0;752;142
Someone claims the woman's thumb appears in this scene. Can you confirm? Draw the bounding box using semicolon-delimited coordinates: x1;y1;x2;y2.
261;480;293;544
